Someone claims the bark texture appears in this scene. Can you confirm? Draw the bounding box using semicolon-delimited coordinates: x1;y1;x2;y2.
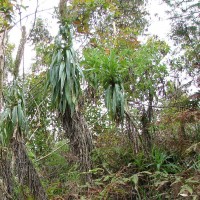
0;149;14;200
11;137;48;200
63;108;93;182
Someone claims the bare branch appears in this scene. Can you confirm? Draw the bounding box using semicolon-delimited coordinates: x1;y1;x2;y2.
27;0;39;39
11;7;55;30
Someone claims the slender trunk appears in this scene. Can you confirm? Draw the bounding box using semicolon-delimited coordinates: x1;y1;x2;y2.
147;91;153;124
13;26;26;79
142;91;154;150
141;108;151;152
0;11;7;111
125;110;140;154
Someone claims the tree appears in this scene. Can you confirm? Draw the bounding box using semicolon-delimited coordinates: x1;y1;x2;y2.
83;47;129;123
0;1;48;199
0;0;12;111
0;1;14;198
64;0;148;51
164;0;199;80
48;0;93;182
1;82;47;200
83;36;170;150
129;37;170;148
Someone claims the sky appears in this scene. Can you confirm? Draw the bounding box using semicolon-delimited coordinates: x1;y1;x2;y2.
147;0;171;40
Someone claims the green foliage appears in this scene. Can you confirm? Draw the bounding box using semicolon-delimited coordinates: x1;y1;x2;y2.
132;152;147;171
129;37;170;100
24;73;60;157
83;48;128;121
48;23;83;115
0;81;27;145
149;147;181;173
29;18;52;44
70;0;148;38
164;0;200;75
29;18;54;72
1;1;199;199
39;141;82;198
0;0;13;30
5;42;15;73
92;135;134;172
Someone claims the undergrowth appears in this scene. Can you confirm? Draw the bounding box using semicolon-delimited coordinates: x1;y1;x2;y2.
13;111;200;200
45;128;200;199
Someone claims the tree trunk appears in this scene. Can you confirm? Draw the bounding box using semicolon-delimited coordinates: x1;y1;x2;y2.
147;91;153;124
0;149;14;200
13;26;26;79
0;11;47;198
62;108;93;182
125;110;140;154
0;11;7;112
141;91;154;151
141;108;151;152
11;135;48;200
